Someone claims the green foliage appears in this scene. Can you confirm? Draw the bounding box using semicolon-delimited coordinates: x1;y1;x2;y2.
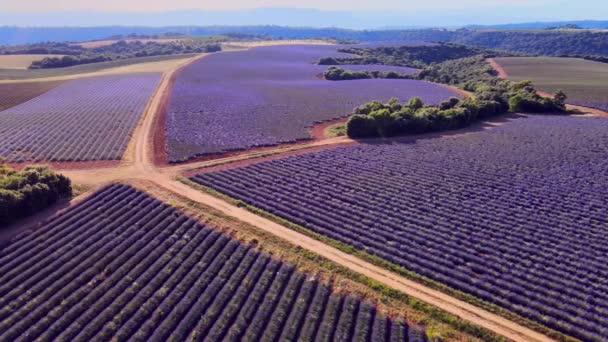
346;115;378;138
407;97;425;110
17;40;222;69
323;66;410;81
417;55;500;86
0;163;72;226
321;43;520;69
346;79;566;139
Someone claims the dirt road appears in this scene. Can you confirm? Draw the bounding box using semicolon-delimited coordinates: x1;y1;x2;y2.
32;47;560;342
154;179;555;342
487;58;509;78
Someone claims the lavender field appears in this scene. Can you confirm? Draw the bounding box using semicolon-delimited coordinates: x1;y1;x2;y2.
0;184;427;341
0;73;160;162
193;115;608;342
166;44;458;162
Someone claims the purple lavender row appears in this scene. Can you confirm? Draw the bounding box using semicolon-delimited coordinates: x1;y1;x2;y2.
0;73;160;162
0;184;426;341
166;44;459;162
192;115;608;342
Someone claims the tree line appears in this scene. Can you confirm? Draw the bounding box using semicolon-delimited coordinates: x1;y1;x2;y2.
0;40;221;69
320;43;519;69
323;67;410;81
330;44;569;138
347;81;567;138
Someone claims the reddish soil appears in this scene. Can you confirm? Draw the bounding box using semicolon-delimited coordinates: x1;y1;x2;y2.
487;58;509;78
186;113;523;176
174;137;325;167
151;72;177;167
7;160;122;171
310;117;349;139
168;117;351;168
183;141;356;176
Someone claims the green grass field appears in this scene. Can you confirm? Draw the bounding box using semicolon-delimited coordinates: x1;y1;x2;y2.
495;57;608;102
0;54;198;80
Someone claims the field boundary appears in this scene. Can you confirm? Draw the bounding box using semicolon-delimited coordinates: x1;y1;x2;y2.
173;177;570;342
487;57;608;117
129;178;506;342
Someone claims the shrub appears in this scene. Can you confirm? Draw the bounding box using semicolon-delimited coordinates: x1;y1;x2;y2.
0;163;72;226
346;115;378;138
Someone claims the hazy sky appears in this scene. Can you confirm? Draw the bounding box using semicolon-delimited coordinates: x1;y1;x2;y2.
0;0;585;12
0;0;605;28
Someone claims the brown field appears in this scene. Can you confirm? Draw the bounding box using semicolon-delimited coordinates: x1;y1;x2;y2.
494;57;608;101
0;54;203;83
0;54;65;69
0;80;64;111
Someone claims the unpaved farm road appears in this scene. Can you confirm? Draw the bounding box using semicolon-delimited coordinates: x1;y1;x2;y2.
28;49;560;342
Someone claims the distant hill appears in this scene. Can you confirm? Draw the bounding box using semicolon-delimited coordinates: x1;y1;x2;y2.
1;26;607;56
467;20;608;29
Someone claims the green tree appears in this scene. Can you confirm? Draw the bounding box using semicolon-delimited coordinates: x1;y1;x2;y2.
346;115;377;138
508;95;524;112
406;97;424;110
370;109;395;137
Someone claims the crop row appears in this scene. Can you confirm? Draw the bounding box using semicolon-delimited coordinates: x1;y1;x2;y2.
0;184;428;341
192;115;608;342
166;44;459;162
0;73;160;162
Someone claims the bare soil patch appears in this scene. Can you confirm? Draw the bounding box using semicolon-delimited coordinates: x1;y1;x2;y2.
0;54;65;70
311;117;349;139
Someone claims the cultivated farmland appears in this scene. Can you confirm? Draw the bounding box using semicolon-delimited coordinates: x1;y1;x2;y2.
0;73;160;162
0;54;65;70
0;81;64;111
495;57;608;111
193;115;608;342
166;44;459;162
0;54;196;81
0;183;428;341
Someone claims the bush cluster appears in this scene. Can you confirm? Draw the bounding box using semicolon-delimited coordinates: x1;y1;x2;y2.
24;40;221;69
323;66;410;81
319;43;519;69
347;80;567;138
0;163;72;226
